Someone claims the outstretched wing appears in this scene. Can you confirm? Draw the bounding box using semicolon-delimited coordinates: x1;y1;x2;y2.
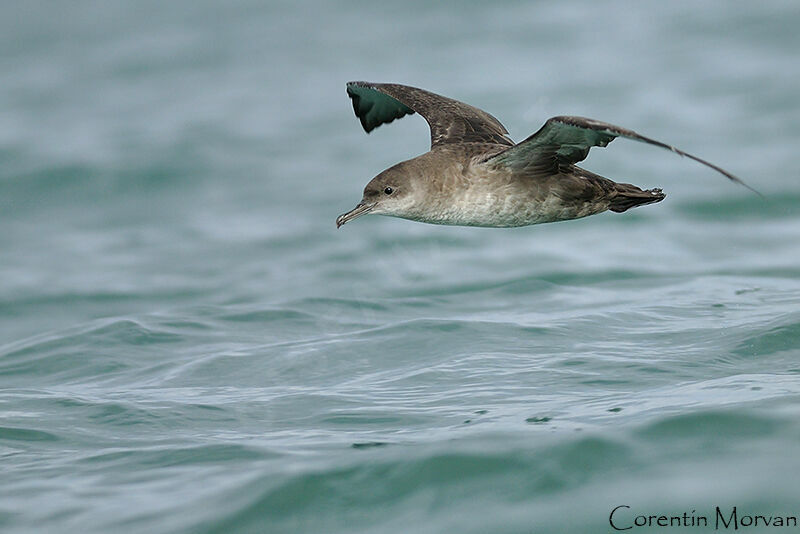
346;81;513;148
487;116;758;193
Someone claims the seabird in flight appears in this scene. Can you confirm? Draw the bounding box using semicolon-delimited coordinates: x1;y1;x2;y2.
336;81;757;229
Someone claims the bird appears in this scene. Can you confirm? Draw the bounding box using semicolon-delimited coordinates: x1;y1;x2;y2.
336;81;756;229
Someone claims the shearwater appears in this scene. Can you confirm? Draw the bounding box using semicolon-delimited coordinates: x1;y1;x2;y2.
336;81;757;229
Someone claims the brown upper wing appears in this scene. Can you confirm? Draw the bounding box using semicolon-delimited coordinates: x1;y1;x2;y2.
487;116;758;193
346;81;514;148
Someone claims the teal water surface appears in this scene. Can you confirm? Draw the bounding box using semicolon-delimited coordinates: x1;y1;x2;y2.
2;1;800;533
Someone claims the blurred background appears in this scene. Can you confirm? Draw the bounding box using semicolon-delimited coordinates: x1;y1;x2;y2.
1;1;799;533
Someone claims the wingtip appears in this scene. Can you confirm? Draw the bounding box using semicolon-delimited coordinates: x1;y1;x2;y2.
361;119;376;134
346;80;372;90
739;181;764;198
684;153;762;196
642;138;761;197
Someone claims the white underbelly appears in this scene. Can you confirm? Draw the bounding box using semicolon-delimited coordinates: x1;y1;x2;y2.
397;164;609;228
412;189;594;228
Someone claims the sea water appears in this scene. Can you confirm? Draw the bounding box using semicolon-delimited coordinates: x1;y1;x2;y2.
1;1;800;532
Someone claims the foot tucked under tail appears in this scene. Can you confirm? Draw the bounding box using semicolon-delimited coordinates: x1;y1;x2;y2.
608;183;665;213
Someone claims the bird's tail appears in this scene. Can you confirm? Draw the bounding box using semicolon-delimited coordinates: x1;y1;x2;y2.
608;183;666;213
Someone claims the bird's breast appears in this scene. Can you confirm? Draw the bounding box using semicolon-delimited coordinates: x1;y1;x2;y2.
408;165;569;228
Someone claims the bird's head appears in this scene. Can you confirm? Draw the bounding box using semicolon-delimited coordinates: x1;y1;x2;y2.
336;162;419;228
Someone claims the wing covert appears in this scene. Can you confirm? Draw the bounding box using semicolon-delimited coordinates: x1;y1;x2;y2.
346;81;513;148
487;116;758;193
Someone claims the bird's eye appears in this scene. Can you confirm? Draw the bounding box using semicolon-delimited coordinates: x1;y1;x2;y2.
384;187;394;195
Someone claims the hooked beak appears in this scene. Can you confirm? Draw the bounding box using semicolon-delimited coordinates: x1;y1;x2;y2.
336;201;375;228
